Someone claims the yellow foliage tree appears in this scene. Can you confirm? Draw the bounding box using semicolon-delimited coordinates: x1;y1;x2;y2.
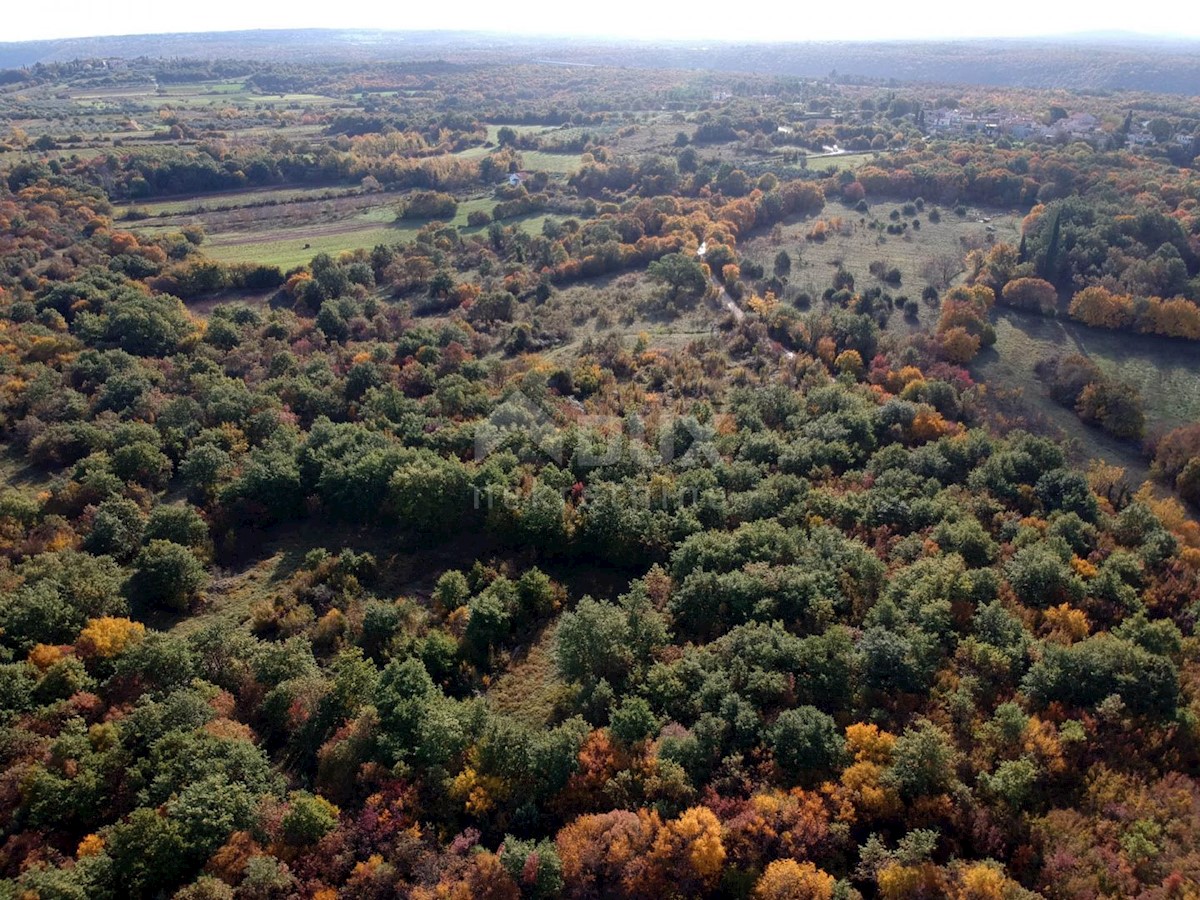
753;859;836;900
76;617;146;659
648;805;726;886
877;862;947;898
910;408;952;443
951;861;1023;899
1041;603;1090;644
76;833;105;858
825;723;901;824
834;349;864;377
846;722;896;765
1140;297;1200;340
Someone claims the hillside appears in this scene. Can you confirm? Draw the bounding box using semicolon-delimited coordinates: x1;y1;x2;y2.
1;48;1200;900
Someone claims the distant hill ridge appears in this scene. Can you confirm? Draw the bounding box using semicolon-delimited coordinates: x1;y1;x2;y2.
2;29;1200;93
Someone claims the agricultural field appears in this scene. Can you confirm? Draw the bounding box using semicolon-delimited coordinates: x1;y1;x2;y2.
516;149;584;173
126;190;570;268
119;184;367;218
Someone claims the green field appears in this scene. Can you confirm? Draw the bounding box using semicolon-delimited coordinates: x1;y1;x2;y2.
485;123;562;142
0;446;53;500
520;150;583;174
202;221;411;268
155;80;250;97
455;143;583;174
120;185;364;218
191;195;560;269
741;150;883;175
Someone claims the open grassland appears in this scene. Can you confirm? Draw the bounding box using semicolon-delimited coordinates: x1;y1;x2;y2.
982;309;1200;435
0;146;109;164
743;202;1021;325
486;632;570;728
0;446;53;500
155;80;249;96
202;219;410;268
519;270;730;368
801;150;882;173
172;520;493;636
973;313;1152;482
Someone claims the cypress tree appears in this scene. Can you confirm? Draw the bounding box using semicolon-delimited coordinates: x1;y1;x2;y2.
1041;210;1062;285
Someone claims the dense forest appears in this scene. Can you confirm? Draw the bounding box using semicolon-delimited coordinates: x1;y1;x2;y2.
1;44;1200;900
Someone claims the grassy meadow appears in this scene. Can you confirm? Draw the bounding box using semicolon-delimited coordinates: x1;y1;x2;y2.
742;201;1021;326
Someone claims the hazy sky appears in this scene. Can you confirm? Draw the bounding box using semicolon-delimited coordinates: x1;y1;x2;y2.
4;0;1197;43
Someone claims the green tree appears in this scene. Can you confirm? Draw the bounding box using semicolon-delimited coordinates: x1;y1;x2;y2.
179;443;232;501
84;497;146;560
610;696;661;746
1039;209;1063;285
106;808;188;899
375;657;468;772
145;503;210;551
166;774;256;861
280;791;340;845
555;597;633;687
499;836;564;900
883;718;961;799
130;540;208;613
104;291;194;357
648;252;708;301
1022;634;1179;718
773;250;792;278
111;441;172;489
769;706;845;784
387;451;472;535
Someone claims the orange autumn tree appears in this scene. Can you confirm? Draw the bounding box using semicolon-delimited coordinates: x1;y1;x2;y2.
937;327;981;364
936;284;994;363
1068;286;1136;329
823;723;902;825
642;806;726;896
556;805;724;899
723;789;832;872
1139;296;1200;339
411;850;520;900
999;277;1057;314
909;407;953;443
557;809;661;899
